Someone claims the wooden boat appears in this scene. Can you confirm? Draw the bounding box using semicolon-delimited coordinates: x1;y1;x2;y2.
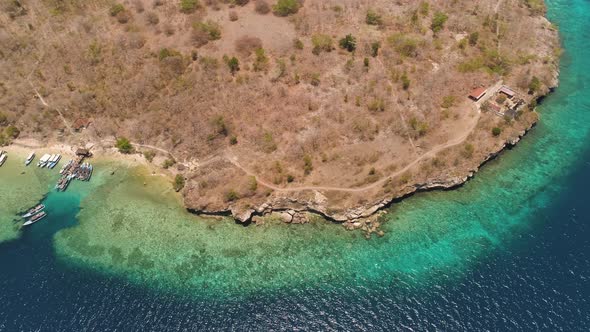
25;152;35;166
23;211;47;226
22;204;45;218
0;151;6;167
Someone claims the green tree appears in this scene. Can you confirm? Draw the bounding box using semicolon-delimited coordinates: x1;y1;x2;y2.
227;56;240;75
431;11;448;33
115;137;133;154
173;174;185;192
492;127;502;136
528;76;541;94
339;34;357;52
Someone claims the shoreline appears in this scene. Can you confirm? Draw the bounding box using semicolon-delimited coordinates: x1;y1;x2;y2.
0;87;556;235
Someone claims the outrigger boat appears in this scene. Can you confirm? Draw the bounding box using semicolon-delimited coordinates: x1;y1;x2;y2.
37;154;51;167
0;151;6;167
48;154;61;169
59;160;73;175
23;211;47;226
25;152;35;166
22;204;45;218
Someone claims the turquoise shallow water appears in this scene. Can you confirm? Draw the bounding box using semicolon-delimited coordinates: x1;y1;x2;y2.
1;0;590;329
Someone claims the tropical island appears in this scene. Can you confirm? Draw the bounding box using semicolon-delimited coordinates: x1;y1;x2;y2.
0;0;559;230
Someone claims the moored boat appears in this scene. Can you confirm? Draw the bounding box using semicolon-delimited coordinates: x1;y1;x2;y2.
23;211;47;226
0;151;6;167
22;204;45;218
49;154;61;169
25;152;35;166
38;154;51;167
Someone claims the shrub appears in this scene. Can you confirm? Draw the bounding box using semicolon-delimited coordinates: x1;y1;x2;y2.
225;190;239;202
492;127;502;136
212;116;228;136
441;95;456;108
194;21;221;40
371;41;380;57
248;176;258;192
310;73;320;86
180;0;199;13
162;158;176;169
303;155;313;175
253;48;269;71
286;174;295;183
364;57;370;68
496;94;507;104
173;175;185;192
110;4;125;16
462;143;474;158
366;9;382;26
431;11;448;33
115;137;133;154
469;32;479;46
368;98;385;112
146;11;159;25
339;34;357;52
273;0;299;16
401;73;410;90
388;33;419;57
229;136;238;145
235;36;263;57
158;48;180;61
0;112;7;126
528;76;541;94
143;150;156;162
255;0;270;14
5;125;19;138
294;38;304;50
227;56;240;75
229;11;238;21
311;34;333;54
116;10;131;23
419;1;429;16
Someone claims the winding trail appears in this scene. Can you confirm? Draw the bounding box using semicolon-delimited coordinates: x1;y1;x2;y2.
225;109;480;193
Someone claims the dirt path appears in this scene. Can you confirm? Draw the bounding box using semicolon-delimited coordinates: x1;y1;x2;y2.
225;108;480;193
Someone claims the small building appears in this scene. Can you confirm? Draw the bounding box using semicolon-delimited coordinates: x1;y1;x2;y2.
73;118;92;132
488;102;502;114
498;85;516;99
469;87;487;101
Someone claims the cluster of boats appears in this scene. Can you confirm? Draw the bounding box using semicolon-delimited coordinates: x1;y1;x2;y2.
0;150;7;167
56;160;93;191
21;204;47;226
37;153;61;169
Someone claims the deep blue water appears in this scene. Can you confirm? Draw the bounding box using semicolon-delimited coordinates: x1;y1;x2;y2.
2;0;590;330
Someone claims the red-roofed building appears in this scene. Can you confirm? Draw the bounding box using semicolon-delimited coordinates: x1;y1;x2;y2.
469;87;487;101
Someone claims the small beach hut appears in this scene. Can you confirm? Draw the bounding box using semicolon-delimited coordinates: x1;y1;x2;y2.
469;87;487;101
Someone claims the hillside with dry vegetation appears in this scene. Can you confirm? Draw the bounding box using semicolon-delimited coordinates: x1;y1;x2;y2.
0;0;559;225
